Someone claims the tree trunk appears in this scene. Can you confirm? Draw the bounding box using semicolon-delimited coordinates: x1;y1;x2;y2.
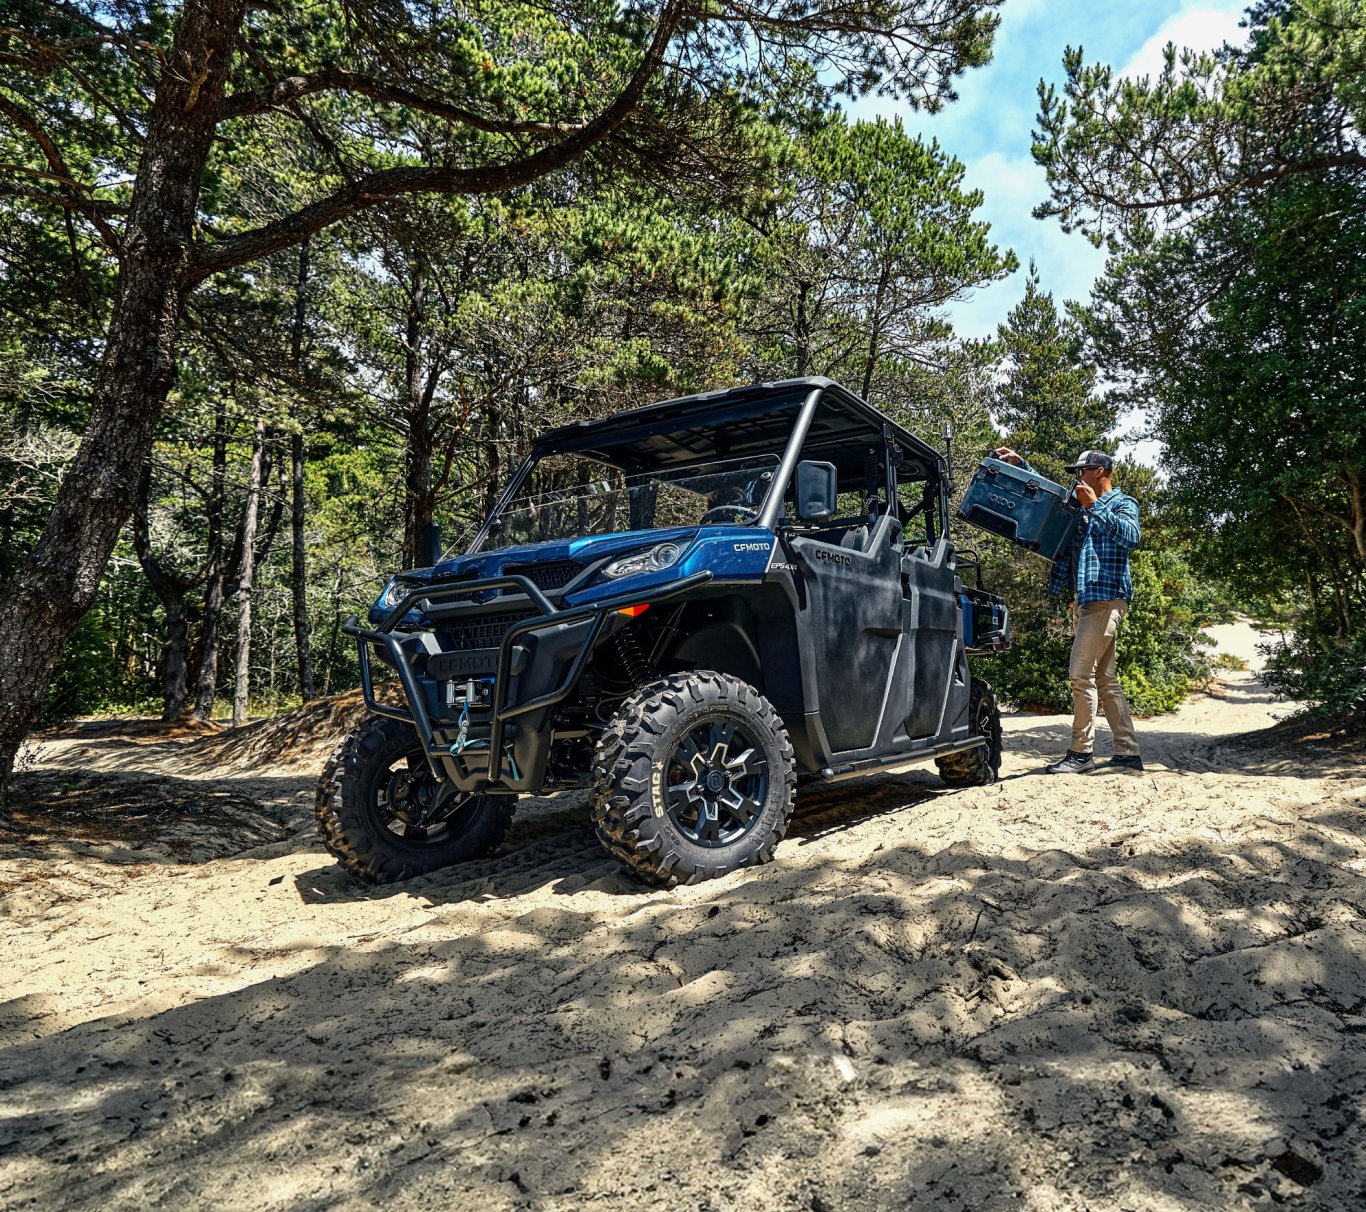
0;0;249;807
195;573;225;719
289;241;316;701
483;398;504;521
194;570;228;720
193;417;284;720
323;565;344;697
291;429;315;701
1347;470;1366;565
401;262;441;570
231;419;266;727
193;399;231;720
794;280;811;377
162;598;191;718
860;265;890;402
132;464;194;719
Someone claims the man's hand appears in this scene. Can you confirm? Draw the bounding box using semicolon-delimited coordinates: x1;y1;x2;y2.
993;446;1024;467
1074;481;1098;508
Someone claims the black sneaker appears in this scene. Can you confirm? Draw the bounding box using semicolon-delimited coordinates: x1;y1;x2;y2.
1046;750;1096;775
1102;755;1145;772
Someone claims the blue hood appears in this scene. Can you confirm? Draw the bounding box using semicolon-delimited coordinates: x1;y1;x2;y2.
411;526;701;583
371;522;773;626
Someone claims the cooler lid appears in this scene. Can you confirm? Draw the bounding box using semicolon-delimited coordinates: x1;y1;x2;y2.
976;457;1072;501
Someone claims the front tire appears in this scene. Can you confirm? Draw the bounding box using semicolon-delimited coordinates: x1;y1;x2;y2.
590;671;796;887
936;677;1002;787
316;716;510;883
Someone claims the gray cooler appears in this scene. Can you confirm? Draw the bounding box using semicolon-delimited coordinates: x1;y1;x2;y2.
957;458;1081;563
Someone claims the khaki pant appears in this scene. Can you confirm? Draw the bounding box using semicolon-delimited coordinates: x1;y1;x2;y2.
1069;599;1139;756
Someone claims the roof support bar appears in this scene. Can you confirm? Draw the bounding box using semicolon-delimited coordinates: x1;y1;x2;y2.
758;384;825;530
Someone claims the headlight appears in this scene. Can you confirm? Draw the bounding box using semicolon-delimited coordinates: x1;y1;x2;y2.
377;577;413;610
602;541;684;580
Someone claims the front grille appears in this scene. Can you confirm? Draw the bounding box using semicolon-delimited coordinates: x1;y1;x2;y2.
431;561;582;606
426;569;485;605
443;609;539;651
504;560;582;591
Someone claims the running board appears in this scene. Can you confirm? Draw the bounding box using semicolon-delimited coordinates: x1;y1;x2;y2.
816;736;986;783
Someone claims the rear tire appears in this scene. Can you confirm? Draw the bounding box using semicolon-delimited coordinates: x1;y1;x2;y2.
936;677;1002;787
590;671;796;887
316;715;510;883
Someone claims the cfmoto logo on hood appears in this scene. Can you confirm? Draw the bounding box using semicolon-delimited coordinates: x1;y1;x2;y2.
732;542;771;553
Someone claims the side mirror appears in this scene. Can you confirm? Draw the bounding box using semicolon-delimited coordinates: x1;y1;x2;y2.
795;460;838;521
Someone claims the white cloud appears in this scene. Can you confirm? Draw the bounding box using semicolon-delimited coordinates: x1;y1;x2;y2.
943;151;1108;340
1119;3;1247;80
962;150;1046;207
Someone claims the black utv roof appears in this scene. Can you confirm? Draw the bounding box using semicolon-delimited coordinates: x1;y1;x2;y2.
532;378;945;480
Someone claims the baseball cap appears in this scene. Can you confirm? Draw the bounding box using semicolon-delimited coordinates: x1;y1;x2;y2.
1064;450;1114;473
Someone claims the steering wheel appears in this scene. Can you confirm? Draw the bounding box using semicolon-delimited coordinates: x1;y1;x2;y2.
700;504;760;525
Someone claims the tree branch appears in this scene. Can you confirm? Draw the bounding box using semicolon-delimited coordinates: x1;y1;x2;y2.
0;182;129;219
186;0;685;282
219;68;590;137
230;34;356;184
0;89;122;249
1097;151;1366;214
0;19;162;95
133;463;197;598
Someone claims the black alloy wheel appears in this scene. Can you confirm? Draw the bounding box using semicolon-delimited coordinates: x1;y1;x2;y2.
662;716;770;847
375;753;478;840
316;715;511;883
935;677;1002;787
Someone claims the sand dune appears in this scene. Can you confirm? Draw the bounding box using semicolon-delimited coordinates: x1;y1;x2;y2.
2;622;1362;1211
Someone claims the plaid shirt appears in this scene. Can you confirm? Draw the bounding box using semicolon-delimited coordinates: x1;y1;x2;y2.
1046;487;1141;604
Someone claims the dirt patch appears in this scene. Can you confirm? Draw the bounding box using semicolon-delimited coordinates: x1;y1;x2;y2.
2;769;288;866
1232;708;1366;758
39;690;389;778
41;716;227;743
178;689;372;773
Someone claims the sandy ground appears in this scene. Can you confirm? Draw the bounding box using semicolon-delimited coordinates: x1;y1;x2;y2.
2;622;1363;1211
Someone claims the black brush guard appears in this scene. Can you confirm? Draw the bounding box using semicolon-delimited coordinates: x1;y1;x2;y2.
343;571;713;793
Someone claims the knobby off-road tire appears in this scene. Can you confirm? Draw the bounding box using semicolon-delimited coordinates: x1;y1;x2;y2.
316;715;509;883
936;677;1002;787
591;671;797;887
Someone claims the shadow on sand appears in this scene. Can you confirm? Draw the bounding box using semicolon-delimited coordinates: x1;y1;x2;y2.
3;759;1364;1210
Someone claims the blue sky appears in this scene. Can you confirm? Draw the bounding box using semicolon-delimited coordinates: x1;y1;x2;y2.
847;0;1250;340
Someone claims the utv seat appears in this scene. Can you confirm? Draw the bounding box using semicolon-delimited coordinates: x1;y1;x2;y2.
835;505;900;555
838;525;870;551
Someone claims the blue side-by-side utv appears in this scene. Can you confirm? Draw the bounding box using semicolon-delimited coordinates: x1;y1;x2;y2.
317;378;1011;886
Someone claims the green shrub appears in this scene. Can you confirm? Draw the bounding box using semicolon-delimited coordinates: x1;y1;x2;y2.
41;611;127;725
1114;549;1209;714
990;602;1074;712
967;532;1073;712
1261;630;1366;717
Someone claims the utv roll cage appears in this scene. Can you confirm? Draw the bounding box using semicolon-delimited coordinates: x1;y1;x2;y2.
469;379;953;554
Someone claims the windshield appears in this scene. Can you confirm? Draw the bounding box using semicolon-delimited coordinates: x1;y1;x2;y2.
476;451;780;549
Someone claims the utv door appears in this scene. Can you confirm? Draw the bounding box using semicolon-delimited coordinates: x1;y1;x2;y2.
900;537;961;739
786;513;907;755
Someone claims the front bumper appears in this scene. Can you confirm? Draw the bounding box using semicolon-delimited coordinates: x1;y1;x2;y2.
344;570;713;794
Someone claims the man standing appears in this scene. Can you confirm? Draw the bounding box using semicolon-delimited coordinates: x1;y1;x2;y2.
994;447;1144;773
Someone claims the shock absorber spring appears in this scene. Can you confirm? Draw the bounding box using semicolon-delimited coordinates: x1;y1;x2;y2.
615;626;651;687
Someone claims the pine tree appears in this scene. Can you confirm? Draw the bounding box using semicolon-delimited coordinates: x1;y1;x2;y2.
993;263;1116;471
